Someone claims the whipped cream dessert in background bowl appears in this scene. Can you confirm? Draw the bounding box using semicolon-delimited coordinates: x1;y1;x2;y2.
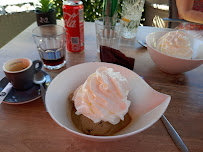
146;30;203;74
46;62;171;141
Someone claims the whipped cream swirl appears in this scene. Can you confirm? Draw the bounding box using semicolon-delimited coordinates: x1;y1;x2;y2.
72;67;131;125
157;30;193;59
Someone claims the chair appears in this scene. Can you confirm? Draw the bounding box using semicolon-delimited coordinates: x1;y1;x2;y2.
144;0;169;28
163;0;196;28
0;11;36;48
162;0;203;40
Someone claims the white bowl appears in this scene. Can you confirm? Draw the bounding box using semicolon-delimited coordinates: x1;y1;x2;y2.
146;31;203;74
46;62;171;141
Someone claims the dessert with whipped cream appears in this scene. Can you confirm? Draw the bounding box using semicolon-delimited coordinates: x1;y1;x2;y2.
69;66;131;136
156;30;193;59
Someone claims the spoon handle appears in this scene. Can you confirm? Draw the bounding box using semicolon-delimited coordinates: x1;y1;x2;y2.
161;115;189;152
137;40;147;48
40;84;47;111
0;83;12;104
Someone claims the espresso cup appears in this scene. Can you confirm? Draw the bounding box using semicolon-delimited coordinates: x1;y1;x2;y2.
3;58;42;90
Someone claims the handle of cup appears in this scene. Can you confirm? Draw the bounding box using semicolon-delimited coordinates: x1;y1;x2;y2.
33;60;43;73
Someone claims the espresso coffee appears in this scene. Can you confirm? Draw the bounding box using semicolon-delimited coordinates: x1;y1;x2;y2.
6;60;30;72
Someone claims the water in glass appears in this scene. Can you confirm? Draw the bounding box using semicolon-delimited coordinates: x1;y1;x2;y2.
121;0;145;39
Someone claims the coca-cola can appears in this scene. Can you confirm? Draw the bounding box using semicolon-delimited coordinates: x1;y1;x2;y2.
63;1;84;53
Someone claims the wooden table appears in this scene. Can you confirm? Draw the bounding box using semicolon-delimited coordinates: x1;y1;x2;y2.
0;20;202;152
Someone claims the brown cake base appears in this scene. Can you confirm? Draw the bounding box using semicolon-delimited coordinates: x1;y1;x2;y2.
68;93;131;136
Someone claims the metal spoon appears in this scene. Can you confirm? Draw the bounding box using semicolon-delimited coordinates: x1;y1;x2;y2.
137;39;189;151
34;71;47;111
161;115;189;152
137;40;147;48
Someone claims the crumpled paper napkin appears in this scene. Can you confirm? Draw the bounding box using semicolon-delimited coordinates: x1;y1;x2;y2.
100;46;135;70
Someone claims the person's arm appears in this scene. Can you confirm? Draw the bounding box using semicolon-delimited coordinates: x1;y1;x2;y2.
176;0;203;24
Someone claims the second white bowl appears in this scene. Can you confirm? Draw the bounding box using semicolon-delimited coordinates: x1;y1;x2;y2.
146;31;203;74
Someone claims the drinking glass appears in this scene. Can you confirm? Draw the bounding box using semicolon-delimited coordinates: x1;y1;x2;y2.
32;25;66;70
95;17;123;52
121;0;145;39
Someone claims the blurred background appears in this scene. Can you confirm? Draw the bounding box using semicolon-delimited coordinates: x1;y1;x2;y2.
0;0;169;48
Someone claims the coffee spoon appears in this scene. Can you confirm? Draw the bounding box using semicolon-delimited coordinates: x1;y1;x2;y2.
137;40;147;48
34;70;47;111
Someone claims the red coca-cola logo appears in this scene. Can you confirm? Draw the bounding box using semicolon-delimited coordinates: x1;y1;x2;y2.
64;12;78;28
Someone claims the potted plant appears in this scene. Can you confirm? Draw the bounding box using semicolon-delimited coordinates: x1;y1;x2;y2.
35;0;56;26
